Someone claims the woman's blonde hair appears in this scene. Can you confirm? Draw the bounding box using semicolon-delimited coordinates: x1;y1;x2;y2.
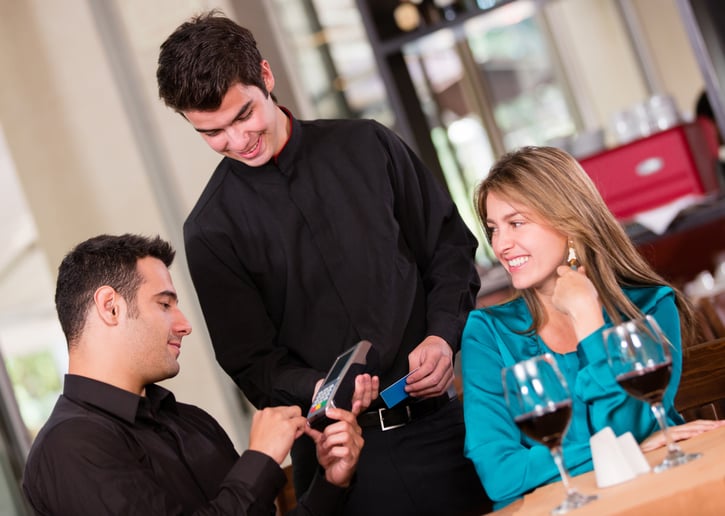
474;146;697;347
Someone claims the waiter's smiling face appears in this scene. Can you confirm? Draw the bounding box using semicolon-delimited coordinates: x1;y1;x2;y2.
182;60;289;167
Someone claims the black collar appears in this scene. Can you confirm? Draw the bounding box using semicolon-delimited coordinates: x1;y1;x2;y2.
63;374;177;424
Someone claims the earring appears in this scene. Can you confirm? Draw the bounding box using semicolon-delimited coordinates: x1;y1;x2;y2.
567;240;579;270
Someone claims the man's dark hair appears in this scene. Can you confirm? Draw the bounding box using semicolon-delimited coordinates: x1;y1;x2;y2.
157;10;269;112
55;234;175;345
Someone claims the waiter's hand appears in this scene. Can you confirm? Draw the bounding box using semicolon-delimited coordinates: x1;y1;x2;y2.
311;373;379;412
350;373;380;414
305;408;364;487
405;335;454;398
312;378;325;404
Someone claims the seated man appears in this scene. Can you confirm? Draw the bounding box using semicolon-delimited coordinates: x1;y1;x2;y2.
22;233;377;515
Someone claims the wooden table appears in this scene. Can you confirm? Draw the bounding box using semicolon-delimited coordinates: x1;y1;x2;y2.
489;425;725;515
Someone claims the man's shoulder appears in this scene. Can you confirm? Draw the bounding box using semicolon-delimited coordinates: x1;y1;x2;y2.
299;117;388;139
32;396;122;441
301;116;380;129
184;157;236;227
25;398;120;471
296;118;404;164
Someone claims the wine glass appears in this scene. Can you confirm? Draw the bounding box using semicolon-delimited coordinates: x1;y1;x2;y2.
503;354;597;514
603;315;701;472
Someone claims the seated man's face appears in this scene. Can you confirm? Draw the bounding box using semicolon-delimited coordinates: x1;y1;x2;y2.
123;257;192;387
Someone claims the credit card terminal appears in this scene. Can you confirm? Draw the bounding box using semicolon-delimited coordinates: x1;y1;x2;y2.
307;340;378;431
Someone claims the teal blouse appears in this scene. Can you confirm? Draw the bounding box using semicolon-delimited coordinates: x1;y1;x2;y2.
461;286;685;510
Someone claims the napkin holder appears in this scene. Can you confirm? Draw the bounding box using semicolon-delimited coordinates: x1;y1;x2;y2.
590;427;650;488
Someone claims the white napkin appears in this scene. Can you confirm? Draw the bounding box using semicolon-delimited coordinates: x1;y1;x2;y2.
632;194;703;235
590;427;650;488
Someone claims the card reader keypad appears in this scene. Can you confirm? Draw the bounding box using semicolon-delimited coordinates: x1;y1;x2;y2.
310;383;334;413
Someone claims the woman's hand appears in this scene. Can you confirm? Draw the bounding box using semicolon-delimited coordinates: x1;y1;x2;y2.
552;266;604;341
640;419;725;452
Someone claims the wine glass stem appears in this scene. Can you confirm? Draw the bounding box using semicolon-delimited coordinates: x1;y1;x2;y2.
550;445;575;495
650;401;680;454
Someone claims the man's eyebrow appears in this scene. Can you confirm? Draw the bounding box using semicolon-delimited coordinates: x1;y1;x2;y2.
154;290;178;302
194;100;253;134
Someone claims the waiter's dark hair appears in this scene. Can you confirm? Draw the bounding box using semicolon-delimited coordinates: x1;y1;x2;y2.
55;234;175;345
157;9;270;111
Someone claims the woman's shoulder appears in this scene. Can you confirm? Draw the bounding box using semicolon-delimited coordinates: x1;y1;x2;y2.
471;296;525;318
464;297;540;366
622;284;674;309
466;297;530;334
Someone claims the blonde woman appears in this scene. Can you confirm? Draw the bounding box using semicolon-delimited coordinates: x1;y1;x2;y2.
461;146;722;510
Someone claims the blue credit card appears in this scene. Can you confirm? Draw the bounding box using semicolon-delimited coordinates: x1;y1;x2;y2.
380;369;418;408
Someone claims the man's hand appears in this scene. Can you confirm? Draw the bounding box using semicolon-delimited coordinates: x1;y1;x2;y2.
350;373;379;414
311;378;325;405
302;374;377;487
305;408;364;487
405;335;454;399
248;406;307;464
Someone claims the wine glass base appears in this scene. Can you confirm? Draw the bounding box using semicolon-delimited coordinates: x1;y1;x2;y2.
653;450;702;473
551;490;598;515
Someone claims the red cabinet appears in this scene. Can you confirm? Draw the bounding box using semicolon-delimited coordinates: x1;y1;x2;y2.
578;120;721;221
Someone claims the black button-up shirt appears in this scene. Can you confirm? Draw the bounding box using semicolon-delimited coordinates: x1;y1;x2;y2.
184;114;480;410
22;375;344;515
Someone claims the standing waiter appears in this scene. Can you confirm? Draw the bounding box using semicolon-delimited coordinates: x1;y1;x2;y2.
157;10;490;516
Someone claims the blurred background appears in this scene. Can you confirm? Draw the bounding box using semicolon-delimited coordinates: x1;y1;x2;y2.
1;1;724;512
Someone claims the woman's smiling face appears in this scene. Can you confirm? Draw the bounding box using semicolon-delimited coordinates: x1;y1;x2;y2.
485;191;568;295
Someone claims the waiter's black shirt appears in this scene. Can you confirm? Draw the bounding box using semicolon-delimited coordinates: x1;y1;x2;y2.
184;114;480;409
22;374;345;515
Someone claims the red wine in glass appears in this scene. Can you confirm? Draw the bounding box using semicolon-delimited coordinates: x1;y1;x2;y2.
615;361;672;404
515;401;573;448
604;316;701;472
503;355;596;514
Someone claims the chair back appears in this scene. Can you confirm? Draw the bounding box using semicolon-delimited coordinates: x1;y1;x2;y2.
696;295;725;340
675;337;725;421
275;464;296;515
